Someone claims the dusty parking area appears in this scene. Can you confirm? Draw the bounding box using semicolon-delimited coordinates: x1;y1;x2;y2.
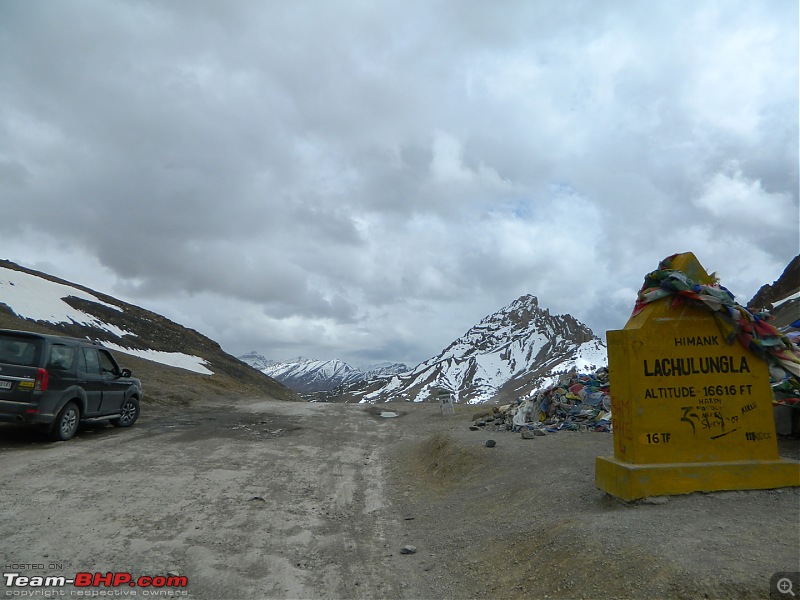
0;400;423;600
1;398;799;600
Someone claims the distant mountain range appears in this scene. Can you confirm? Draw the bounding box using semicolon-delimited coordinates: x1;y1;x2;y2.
242;294;607;404
237;353;409;395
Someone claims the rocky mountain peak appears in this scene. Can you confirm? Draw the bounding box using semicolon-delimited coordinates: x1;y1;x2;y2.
439;293;594;361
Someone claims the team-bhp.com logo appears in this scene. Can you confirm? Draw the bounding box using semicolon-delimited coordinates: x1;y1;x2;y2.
4;571;188;595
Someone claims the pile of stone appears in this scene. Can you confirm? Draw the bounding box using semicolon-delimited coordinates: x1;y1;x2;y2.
470;368;612;435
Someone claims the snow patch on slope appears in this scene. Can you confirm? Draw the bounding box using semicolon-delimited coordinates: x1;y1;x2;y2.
0;266;215;375
0;267;130;337
103;342;214;375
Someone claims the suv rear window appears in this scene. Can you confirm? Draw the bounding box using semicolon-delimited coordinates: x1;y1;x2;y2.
48;344;76;371
0;334;42;366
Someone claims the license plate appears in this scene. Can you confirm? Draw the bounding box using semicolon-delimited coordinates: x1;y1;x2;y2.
0;380;12;390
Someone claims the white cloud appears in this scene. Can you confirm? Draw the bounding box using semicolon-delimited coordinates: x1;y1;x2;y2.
694;162;797;232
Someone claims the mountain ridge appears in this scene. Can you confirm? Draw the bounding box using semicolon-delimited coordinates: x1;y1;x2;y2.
748;254;800;329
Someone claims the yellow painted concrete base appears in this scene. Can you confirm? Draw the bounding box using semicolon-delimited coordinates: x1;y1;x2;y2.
596;455;800;501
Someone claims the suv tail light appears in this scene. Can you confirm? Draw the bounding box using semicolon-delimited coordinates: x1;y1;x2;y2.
34;368;49;392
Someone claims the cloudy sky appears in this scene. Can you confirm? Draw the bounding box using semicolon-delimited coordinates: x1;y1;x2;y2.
1;1;798;367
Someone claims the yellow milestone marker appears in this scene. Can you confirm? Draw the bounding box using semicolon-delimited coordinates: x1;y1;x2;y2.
596;252;800;500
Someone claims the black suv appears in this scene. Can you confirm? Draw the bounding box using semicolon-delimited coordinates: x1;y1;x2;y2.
0;329;142;441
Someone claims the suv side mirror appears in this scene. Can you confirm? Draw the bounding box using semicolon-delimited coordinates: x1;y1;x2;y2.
121;368;132;378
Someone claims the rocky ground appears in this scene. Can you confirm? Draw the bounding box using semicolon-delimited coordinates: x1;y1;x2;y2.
1;396;798;599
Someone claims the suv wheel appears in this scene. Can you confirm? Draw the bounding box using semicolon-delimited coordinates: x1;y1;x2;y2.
51;401;80;441
111;397;140;428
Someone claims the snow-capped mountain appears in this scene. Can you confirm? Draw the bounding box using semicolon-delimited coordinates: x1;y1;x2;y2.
347;294;607;404
238;353;409;394
237;351;277;372
361;361;410;380
262;357;364;394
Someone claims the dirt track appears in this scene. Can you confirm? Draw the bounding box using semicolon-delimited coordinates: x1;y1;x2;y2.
1;398;798;599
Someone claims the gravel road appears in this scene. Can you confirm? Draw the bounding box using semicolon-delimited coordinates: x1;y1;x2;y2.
1;398;798;599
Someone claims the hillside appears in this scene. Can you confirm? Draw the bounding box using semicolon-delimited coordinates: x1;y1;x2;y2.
748;254;800;329
0;260;300;404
